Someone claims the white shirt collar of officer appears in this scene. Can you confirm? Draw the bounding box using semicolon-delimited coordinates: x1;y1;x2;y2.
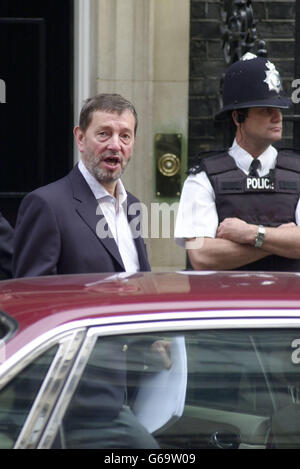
229;139;278;177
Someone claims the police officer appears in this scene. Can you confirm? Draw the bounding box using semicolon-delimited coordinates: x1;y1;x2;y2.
175;53;300;271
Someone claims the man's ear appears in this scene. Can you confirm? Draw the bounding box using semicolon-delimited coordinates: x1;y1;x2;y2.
232;110;246;125
232;110;239;126
73;126;85;152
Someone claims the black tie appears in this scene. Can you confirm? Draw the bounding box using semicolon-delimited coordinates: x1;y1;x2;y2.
248;159;260;177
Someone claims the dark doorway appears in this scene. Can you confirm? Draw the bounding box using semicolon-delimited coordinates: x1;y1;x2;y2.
0;0;74;226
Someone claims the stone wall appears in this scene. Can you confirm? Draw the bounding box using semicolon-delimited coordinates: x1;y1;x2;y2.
189;0;296;163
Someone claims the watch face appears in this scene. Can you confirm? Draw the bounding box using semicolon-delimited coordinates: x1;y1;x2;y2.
255;226;266;248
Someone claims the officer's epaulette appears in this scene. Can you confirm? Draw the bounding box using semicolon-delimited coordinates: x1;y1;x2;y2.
277;147;300;155
188;149;229;175
276;148;300;173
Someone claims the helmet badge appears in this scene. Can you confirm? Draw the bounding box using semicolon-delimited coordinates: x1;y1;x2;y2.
241;52;257;61
264;61;282;94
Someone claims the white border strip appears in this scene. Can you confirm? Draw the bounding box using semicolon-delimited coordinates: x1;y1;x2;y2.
73;0;92;163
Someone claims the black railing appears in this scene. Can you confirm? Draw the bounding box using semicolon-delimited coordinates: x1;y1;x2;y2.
220;0;268;65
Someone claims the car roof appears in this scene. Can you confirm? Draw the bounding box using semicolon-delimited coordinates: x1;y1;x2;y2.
1;271;300;356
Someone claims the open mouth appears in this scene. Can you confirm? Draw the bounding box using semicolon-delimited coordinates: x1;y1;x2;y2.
102;155;121;168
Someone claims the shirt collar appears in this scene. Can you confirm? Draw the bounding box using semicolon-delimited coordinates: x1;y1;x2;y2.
229;139;278;176
78;159;127;206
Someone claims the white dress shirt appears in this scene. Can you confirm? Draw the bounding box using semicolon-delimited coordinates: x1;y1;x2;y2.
174;141;300;247
78;160;140;272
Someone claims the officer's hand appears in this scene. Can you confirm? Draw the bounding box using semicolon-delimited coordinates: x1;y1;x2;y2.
216;217;255;244
277;222;296;229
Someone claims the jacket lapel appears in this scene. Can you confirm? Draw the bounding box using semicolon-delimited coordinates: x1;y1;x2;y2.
68;165;125;270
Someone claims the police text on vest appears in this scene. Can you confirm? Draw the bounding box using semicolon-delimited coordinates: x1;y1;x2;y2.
246;177;275;191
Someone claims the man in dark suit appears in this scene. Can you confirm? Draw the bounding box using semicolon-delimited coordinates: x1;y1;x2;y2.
12;93;150;277
12;93;160;449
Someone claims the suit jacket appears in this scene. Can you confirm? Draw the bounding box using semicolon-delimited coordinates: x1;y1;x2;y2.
13;165;150;277
0;213;13;278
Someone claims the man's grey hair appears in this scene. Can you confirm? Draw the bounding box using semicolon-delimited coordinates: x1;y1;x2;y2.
79;93;138;135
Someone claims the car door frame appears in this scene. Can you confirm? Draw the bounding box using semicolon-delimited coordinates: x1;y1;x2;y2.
1;310;300;448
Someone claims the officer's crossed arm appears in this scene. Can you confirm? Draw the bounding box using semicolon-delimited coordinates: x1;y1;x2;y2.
217;218;300;260
186;236;269;271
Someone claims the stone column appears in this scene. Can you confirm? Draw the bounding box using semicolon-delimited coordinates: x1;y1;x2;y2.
96;0;190;271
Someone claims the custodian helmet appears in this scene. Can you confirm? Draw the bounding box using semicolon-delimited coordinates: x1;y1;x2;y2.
215;52;291;120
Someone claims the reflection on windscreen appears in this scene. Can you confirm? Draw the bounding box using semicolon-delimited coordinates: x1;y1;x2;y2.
0;312;17;341
60;329;300;449
0;346;58;449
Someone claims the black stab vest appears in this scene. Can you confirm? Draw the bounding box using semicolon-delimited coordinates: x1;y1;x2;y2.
197;149;300;271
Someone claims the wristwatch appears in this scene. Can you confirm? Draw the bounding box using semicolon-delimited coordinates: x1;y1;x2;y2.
254;225;266;248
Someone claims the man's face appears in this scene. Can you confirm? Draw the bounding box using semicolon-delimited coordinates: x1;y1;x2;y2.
239;107;283;146
74;109;136;192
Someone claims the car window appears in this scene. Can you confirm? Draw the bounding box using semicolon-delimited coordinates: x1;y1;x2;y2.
57;329;300;449
0;345;58;449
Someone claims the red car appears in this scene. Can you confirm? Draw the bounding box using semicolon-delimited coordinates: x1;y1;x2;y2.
0;271;300;449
